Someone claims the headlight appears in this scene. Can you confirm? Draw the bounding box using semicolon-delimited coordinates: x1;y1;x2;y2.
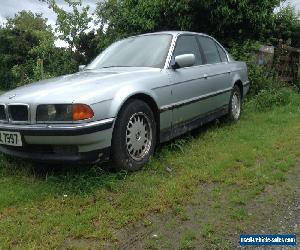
36;104;94;122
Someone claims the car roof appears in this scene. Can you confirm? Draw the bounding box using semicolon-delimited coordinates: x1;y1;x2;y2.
137;31;209;37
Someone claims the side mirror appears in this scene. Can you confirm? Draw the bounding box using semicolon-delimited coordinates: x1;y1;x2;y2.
172;54;195;69
79;65;86;72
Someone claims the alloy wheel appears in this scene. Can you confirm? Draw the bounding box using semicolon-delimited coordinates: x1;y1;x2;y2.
126;112;153;161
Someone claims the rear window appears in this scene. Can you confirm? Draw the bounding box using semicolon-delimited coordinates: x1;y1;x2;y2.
197;36;221;64
216;43;228;62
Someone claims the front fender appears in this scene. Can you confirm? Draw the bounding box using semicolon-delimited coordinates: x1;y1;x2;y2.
107;85;159;118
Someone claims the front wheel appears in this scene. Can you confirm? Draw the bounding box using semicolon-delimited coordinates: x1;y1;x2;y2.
226;85;242;121
111;99;156;171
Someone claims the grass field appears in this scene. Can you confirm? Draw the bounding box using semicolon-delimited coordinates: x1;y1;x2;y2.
1;91;300;249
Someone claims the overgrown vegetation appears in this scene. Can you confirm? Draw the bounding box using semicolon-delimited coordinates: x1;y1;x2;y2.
0;1;299;248
0;11;77;89
0;0;299;92
1;90;300;248
96;0;292;44
246;87;298;111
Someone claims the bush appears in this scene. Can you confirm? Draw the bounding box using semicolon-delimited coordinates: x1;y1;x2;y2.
229;40;279;97
245;87;296;112
229;40;299;112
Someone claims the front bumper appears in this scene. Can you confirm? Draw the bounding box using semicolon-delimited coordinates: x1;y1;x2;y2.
0;145;111;164
0;118;114;136
0;118;114;164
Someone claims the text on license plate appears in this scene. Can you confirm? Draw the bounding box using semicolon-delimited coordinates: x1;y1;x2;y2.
0;131;22;146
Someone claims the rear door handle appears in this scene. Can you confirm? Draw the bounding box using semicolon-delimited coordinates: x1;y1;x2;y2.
203;73;208;79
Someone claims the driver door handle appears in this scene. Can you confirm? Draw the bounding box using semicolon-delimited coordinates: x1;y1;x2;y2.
203;73;208;79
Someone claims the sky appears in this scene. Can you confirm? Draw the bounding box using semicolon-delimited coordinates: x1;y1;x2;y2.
0;0;97;47
290;0;300;10
280;0;300;10
0;0;299;47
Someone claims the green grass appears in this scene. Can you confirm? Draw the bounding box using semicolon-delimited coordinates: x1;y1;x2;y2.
201;223;214;238
179;231;197;249
1;91;300;248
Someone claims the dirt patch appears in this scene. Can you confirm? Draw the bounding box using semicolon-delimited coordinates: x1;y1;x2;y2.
235;165;300;250
59;237;102;250
105;165;300;250
59;163;300;250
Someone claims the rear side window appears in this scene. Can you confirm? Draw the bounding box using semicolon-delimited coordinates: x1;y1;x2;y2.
216;43;228;62
197;36;221;64
173;35;203;66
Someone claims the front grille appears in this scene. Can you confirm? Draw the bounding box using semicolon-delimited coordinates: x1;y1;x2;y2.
0;105;6;121
8;105;29;122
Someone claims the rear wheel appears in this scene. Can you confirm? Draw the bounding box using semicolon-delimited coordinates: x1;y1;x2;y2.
227;85;242;121
111;99;156;171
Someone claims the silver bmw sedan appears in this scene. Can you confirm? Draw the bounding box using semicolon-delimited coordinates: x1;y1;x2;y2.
0;31;249;170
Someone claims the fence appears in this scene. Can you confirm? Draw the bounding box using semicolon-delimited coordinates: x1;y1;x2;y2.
274;44;300;83
255;44;300;84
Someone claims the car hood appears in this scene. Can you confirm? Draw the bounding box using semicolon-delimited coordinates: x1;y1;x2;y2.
0;67;161;104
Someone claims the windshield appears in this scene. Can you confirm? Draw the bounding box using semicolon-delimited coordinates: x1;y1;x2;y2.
86;34;172;69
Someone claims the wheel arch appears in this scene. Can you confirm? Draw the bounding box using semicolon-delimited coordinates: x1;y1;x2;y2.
234;79;243;98
231;71;244;98
112;92;161;144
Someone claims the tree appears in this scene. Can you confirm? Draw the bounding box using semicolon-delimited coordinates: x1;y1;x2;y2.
6;10;52;32
272;5;300;47
5;11;57;80
43;0;92;52
76;31;99;63
96;0;284;45
96;0;192;40
0;10;78;89
0;27;39;88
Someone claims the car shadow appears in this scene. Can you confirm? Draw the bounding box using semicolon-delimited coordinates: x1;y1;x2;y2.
0;118;233;199
156;117;232;155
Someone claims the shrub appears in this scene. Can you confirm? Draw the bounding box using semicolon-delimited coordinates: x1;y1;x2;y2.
245;87;296;112
229;40;279;97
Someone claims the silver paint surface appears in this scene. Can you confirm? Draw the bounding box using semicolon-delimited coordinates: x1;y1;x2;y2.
0;31;249;154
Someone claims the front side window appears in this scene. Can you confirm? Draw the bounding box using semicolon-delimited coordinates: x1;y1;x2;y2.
197;36;221;64
86;34;172;69
173;35;203;66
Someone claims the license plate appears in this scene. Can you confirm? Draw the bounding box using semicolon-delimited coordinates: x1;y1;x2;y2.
0;131;22;146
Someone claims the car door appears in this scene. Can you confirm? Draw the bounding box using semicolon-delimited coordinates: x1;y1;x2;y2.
197;36;232;111
167;35;212;134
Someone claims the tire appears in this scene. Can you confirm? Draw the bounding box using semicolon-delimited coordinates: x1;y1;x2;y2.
111;99;157;171
226;85;242;121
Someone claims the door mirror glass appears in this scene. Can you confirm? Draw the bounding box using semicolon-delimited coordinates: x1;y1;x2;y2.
79;65;86;72
172;54;195;69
